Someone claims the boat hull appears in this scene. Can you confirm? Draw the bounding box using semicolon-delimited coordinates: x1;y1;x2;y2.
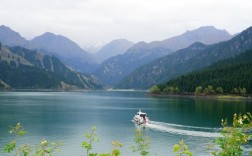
133;116;149;125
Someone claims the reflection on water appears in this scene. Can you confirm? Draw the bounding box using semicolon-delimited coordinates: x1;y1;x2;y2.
0;91;251;156
194;99;250;122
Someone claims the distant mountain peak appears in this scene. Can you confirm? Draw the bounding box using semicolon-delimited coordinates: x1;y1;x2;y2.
28;31;98;73
185;26;230;35
0;25;12;30
112;38;131;42
128;26;232;52
115;25;252;89
0;25;26;38
0;25;28;46
0;25;99;73
95;39;134;62
196;25;216;30
37;32;67;40
42;32;57;36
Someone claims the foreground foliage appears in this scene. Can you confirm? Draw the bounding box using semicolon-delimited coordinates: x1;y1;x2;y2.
82;126;122;156
3;112;252;156
131;130;150;156
212;113;252;156
3;123;62;156
173;139;192;156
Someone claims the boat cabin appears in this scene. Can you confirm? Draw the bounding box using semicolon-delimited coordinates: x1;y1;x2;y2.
137;111;148;117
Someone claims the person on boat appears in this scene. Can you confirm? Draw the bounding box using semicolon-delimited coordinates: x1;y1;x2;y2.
143;115;146;123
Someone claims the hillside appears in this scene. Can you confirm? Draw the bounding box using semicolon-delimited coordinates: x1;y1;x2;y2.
28;32;98;73
158;49;252;93
0;46;102;89
116;26;252;89
0;26;98;73
95;39;134;62
0;25;28;47
93;26;232;86
93;47;172;86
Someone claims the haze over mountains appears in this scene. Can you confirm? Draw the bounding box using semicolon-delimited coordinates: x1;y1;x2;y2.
28;32;97;73
95;39;134;62
93;47;172;86
83;41;105;54
93;26;233;86
0;25;98;73
116;26;252;89
2;24;251;90
130;26;232;51
0;25;28;47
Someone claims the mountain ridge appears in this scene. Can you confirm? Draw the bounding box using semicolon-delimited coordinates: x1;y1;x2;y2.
0;25;28;47
93;47;172;86
95;39;134;62
0;45;102;89
0;26;98;73
158;49;252;93
93;26;234;86
28;32;98;73
129;26;232;51
115;26;252;89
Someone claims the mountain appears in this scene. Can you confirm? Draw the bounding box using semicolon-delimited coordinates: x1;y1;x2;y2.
0;26;99;73
93;26;232;86
83;41;106;54
130;26;232;52
158;49;252;93
0;25;28;47
28;32;98;73
0;45;102;89
93;47;172;86
116;26;252;89
95;39;134;62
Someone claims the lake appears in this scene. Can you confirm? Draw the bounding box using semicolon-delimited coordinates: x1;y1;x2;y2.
0;91;251;156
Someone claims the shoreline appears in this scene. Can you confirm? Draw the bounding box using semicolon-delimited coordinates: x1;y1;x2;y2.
147;93;252;101
0;88;102;92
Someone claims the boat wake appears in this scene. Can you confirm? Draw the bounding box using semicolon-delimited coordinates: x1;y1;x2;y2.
142;121;222;138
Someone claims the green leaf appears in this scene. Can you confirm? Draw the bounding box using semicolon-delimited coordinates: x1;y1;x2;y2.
184;150;193;156
18;130;27;136
3;141;16;153
173;144;180;152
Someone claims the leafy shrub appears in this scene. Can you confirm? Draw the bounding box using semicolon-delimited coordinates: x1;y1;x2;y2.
149;85;160;94
131;130;150;156
173;139;192;156
3;123;62;156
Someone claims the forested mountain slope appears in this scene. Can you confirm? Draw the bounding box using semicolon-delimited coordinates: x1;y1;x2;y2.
158;49;252;93
116;26;252;89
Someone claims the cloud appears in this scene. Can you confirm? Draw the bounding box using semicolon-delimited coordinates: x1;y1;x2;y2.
0;0;252;46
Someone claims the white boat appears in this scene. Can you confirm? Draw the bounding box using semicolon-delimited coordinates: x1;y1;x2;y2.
133;110;149;125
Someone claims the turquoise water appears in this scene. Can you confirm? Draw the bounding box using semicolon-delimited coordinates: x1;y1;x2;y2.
0;91;251;155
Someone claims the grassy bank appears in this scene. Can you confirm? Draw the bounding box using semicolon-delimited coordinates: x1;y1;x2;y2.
147;93;252;101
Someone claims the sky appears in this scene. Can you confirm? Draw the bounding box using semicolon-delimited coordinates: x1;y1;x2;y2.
1;0;252;48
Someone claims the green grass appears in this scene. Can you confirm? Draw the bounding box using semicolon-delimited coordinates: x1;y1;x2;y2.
215;95;247;100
